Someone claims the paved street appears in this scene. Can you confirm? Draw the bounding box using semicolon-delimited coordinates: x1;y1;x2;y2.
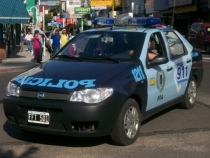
0;45;210;157
1;45;210;73
0;44;50;73
0;69;210;158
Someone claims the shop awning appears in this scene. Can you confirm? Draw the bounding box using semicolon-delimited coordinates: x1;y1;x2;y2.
0;0;30;24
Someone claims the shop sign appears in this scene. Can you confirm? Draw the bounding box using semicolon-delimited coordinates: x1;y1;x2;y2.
74;7;91;14
90;0;112;7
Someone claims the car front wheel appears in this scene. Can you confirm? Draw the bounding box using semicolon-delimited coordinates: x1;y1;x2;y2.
111;98;141;146
180;77;197;109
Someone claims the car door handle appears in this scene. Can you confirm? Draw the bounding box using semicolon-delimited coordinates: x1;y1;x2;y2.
167;67;173;71
187;59;191;63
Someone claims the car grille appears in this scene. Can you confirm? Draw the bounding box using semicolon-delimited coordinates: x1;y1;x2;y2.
19;90;70;101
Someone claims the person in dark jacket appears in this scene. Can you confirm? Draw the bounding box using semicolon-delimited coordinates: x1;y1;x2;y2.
51;28;60;55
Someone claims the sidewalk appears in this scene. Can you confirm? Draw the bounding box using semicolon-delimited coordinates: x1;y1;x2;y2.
0;45;50;73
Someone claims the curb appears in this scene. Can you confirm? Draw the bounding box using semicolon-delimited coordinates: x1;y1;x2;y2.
0;65;36;73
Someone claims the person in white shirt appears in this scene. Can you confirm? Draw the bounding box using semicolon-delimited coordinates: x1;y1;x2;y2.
24;29;33;53
69;33;74;40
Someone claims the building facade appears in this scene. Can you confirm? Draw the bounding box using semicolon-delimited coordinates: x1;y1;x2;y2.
151;0;210;37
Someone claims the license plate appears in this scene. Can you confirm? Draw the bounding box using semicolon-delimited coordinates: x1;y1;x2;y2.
28;111;50;125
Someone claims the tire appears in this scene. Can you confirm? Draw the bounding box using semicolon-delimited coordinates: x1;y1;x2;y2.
180;77;197;109
111;98;141;146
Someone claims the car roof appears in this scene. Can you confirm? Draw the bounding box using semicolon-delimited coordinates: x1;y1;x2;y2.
192;22;210;26
84;25;174;33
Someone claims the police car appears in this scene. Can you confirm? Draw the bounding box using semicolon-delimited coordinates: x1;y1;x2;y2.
3;17;203;146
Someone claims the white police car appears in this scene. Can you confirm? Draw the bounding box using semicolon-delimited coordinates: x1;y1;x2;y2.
3;17;203;146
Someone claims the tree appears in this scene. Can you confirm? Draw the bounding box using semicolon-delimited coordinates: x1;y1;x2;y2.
45;14;53;31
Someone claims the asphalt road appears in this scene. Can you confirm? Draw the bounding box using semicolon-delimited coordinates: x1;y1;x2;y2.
0;62;210;158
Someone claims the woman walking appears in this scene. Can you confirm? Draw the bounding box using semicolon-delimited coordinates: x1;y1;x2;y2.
33;30;41;63
25;29;33;53
60;28;68;47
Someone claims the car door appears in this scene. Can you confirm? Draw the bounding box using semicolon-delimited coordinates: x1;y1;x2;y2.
196;24;206;49
141;31;177;111
166;30;192;98
188;23;198;47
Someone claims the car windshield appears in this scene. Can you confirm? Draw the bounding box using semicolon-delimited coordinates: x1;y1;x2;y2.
54;31;145;62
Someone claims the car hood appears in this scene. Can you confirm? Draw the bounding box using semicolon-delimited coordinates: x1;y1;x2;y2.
12;60;134;92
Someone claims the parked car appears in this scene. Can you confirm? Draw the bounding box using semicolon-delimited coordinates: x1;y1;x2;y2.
188;22;210;54
3;17;203;146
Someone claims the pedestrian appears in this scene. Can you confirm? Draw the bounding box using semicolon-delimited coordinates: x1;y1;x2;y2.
34;22;47;63
19;30;25;52
24;29;33;54
33;30;41;63
51;28;60;55
69;33;74;40
60;28;68;47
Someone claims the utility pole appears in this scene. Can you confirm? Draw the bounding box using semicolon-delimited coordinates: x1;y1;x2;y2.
172;0;176;27
43;6;46;56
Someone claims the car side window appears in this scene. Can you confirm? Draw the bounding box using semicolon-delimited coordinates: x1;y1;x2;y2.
166;31;185;58
146;32;167;65
199;25;205;36
189;24;198;35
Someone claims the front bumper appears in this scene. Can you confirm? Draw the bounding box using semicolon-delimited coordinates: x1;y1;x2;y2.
3;95;123;137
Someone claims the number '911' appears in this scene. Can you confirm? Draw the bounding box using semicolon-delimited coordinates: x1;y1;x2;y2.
177;66;188;80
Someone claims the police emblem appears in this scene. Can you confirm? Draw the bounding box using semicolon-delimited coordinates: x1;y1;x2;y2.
156;69;165;92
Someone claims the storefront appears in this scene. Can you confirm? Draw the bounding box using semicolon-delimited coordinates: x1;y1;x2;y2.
160;4;197;37
0;0;30;61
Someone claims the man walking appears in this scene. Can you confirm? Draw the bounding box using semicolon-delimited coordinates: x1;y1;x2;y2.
51;28;60;56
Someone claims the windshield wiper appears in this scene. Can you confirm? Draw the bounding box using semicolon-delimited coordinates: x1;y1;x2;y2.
55;55;83;61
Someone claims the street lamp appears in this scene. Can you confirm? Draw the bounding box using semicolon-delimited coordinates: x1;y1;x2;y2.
28;6;38;29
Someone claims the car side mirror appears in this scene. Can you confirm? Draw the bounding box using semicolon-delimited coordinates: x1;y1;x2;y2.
148;56;168;66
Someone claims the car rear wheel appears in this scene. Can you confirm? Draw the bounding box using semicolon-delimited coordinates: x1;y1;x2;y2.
111;98;141;146
180;77;197;109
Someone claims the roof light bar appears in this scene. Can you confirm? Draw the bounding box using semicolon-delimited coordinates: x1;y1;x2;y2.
93;18;115;27
135;17;161;25
114;17;161;26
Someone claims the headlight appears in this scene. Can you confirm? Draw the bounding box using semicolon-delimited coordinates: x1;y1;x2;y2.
5;82;20;97
70;88;113;103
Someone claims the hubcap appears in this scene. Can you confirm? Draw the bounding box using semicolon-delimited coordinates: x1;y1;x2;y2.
124;106;139;139
188;80;196;104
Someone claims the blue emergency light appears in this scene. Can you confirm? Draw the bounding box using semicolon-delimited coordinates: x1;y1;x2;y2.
114;17;161;26
93;18;115;27
134;17;161;25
